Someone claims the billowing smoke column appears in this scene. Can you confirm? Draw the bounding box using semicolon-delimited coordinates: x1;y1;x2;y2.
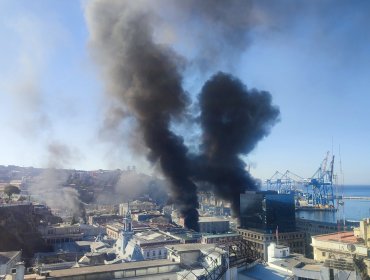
86;1;279;231
86;1;199;230
193;72;280;215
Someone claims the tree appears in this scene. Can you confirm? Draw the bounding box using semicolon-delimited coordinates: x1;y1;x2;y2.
4;185;20;200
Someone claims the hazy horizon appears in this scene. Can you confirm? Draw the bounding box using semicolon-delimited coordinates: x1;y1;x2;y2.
1;1;370;184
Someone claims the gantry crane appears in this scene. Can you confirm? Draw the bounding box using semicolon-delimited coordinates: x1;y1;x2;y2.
305;152;335;208
266;152;336;210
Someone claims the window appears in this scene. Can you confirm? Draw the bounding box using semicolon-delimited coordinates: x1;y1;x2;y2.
329;268;334;280
322;252;326;257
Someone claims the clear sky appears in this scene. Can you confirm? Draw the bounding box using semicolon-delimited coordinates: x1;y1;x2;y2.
0;0;370;184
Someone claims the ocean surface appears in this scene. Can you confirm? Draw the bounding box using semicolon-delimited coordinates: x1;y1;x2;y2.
296;185;370;223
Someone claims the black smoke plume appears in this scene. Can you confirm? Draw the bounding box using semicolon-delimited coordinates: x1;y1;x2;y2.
192;72;280;215
86;1;199;230
86;1;279;231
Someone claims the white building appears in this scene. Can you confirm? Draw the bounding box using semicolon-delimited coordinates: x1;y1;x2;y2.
0;251;21;275
114;208;180;262
119;201;158;216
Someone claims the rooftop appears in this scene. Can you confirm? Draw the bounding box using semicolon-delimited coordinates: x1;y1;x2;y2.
48;259;178;278
202;232;240;238
199;216;229;223
269;253;316;271
0;251;20;264
135;230;177;244
239;263;291;280
314;231;360;244
166;243;215;253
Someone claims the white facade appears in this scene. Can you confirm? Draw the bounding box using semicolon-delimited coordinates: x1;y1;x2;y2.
267;242;290;263
0;251;21;275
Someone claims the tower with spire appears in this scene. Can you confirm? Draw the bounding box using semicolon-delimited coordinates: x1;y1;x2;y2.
119;202;134;254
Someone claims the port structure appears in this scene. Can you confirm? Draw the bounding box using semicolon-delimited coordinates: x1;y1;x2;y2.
305;152;335;208
266;152;336;209
266;170;305;195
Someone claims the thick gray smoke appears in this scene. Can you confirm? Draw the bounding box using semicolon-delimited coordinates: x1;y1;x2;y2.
29;142;86;221
86;0;279;230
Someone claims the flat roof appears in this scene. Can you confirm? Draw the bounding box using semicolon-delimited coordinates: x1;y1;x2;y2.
314;232;360;244
48;259;178;277
166;243;215;253
202;233;240;238
135;230;177;243
300;264;322;272
270;253;316;269
199;217;229;223
239;263;291;280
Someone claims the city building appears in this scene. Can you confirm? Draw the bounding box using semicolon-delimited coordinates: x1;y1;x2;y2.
119;201;158;216
310;218;370;279
311;232;367;279
45;259;181;280
38;224;103;245
88;214;121;225
237;228;306;261
105;221;151;239
113;209;181;262
131;211;162;222
38;224;84;244
163;228;201;244
240;191;296;233
198;217;230;234
296;217;359;257
239;191;305;260
167;243;234;279
0;251;21;275
28;244;233;280
201;233;241;244
239;242;360;280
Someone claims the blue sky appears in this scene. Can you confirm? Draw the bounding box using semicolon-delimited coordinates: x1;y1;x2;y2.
0;1;370;184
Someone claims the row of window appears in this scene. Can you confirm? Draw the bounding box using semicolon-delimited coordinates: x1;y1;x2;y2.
145;250;166;258
239;231;303;241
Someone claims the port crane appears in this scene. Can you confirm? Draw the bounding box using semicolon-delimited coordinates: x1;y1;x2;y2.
266;152;336;210
266;170;305;194
305;152;335;208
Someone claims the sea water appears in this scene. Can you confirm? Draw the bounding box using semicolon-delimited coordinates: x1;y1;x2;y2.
296;185;370;223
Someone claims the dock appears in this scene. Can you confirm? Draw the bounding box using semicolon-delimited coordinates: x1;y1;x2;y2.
343;196;370;200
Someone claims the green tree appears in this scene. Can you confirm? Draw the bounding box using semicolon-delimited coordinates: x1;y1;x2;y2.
4;185;20;199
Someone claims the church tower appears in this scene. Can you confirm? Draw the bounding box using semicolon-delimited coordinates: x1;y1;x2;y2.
119;204;134;253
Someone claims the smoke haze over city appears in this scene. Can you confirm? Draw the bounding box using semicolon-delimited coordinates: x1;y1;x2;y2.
1;0;370;187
